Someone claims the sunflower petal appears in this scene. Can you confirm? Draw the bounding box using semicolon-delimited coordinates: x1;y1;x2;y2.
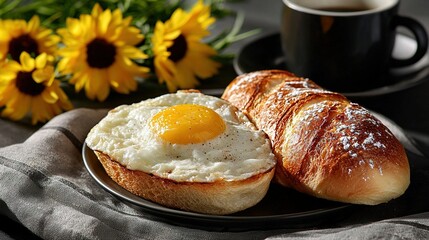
35;53;47;69
20;52;35;72
164;30;181;40
31;96;51;124
83;71;96;100
73;71;88;92
8;95;30;121
35;29;52;39
91;3;103;18
42;89;59;104
27;16;40;32
120;46;148;59
97;79;110;102
32;66;54;84
97;9;112;36
32;70;48;83
4;61;22;72
0;85;17;105
66;17;82;36
0;71;17;82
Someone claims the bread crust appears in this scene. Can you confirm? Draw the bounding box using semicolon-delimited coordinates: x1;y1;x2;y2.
222;70;410;205
94;150;275;215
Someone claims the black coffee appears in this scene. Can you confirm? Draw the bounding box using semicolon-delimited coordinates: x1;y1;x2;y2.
318;6;371;12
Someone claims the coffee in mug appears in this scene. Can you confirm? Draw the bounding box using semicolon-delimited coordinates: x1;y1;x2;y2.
281;0;428;92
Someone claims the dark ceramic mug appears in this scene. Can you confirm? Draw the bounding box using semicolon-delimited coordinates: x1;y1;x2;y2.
281;0;428;92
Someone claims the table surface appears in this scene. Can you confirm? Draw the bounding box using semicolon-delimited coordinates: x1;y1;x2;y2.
1;0;429;239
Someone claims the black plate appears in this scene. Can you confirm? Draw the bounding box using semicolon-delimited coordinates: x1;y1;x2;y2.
234;33;429;98
82;143;352;231
82;109;427;231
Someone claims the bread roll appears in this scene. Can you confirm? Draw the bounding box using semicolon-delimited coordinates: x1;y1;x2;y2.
222;70;410;205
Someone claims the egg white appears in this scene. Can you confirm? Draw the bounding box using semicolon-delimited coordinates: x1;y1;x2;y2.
86;91;276;182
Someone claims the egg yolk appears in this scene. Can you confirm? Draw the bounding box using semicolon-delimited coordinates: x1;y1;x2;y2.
149;104;226;144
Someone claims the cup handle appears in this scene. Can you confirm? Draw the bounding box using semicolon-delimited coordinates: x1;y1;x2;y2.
390;16;428;68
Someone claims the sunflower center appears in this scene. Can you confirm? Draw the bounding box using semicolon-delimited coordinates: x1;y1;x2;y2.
8;34;39;61
86;38;116;68
168;34;187;62
15;71;45;96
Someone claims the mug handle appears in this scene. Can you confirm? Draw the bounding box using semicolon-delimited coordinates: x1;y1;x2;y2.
390;16;428;68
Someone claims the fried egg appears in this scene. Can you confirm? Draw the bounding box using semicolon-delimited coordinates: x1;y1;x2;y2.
86;91;276;182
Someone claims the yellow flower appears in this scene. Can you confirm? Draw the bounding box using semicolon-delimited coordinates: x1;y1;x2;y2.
152;0;221;92
0;16;59;61
57;4;150;101
0;52;73;125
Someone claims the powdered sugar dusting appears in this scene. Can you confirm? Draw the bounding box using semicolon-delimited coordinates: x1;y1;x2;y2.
362;133;386;150
368;159;375;169
379;166;384;175
374;142;386;148
302;102;325;122
349;152;358;158
337;105;388;153
335;104;391;177
340;136;351;150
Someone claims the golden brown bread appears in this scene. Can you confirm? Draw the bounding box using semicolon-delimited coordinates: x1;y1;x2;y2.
94;150;275;215
222;70;410;205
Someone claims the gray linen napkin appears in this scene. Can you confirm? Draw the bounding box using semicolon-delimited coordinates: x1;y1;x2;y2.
0;108;429;239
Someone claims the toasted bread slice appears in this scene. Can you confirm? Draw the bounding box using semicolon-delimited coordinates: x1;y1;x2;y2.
94;150;275;215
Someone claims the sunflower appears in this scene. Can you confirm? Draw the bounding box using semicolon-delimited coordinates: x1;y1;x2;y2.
152;0;221;92
56;4;150;102
0;16;59;61
0;52;73;125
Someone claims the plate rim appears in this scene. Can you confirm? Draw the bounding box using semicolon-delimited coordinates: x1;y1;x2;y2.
233;32;429;98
